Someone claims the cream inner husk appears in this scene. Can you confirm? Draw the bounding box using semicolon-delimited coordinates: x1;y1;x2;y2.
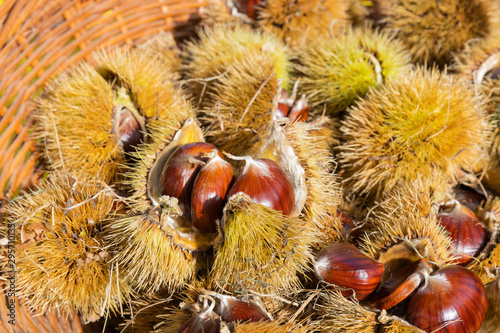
476;51;500;84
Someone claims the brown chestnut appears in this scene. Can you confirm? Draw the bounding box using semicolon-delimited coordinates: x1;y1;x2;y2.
227;156;295;216
113;105;145;154
161;142;222;215
314;242;384;301
405;265;487;333
275;88;291;120
234;0;265;20
437;200;490;265
287;95;310;123
273;88;310;123
338;209;361;241
216;295;270;323
191;150;233;233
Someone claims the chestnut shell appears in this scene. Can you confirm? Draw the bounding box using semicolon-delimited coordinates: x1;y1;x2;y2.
372;259;432;310
314;242;384;301
452;185;485;211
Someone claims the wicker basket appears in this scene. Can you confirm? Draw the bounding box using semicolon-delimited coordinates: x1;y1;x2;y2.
0;0;204;331
0;280;90;333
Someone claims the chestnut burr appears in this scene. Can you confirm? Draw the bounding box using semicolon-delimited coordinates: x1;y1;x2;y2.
178;315;220;333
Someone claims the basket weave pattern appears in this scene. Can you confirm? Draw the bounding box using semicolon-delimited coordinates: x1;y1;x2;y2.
0;0;204;204
0;281;86;333
0;0;204;331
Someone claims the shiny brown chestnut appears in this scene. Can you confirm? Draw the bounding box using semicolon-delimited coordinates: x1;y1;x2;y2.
273;88;310;123
234;0;265;20
287;95;310;123
113;105;145;154
275;88;291;120
216;295;270;323
437;200;490;265
227;156;295;216
405;265;487;333
191;150;233;233
314;242;384;301
162;142;222;215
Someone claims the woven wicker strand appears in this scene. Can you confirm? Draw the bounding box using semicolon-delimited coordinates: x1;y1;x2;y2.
0;0;205;331
0;0;205;204
0;281;87;333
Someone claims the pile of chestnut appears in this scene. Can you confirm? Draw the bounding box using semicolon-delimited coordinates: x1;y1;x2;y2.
161;141;295;233
161;92;310;234
315;200;491;333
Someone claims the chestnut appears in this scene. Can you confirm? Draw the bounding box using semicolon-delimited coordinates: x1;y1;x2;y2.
275;88;291;120
273;88;310;123
161;142;222;215
314;242;384;301
437;200;490;265
227;156;295;216
338;209;361;241
216;295;270;323
287;95;310;123
405;265;487;333
113;105;145;154
234;0;265;20
191;150;233;233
